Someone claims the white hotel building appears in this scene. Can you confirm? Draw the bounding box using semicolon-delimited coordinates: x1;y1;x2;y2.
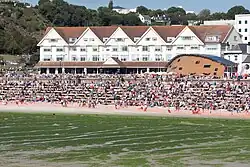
36;25;242;74
235;14;250;44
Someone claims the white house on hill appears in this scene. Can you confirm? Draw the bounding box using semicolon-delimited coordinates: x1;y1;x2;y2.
112;6;136;14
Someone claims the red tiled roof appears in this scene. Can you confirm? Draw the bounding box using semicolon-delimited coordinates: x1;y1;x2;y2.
188;25;232;43
120;26;149;41
41;25;233;44
90;26;118;41
44;27;52;36
36;61;168;68
54;27;88;42
152;26;185;42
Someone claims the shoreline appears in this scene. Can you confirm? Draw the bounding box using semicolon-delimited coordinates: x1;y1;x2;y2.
0;103;250;120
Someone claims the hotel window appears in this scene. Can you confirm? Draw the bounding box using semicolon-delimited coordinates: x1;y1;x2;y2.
235;55;238;61
70;47;77;51
49;39;57;42
72;56;77;61
191;46;199;50
116;38;124;42
166;46;172;51
83;38;88;42
92;55;99;61
239;20;242;24
56;57;63;61
113;48;118;51
56;48;64;52
142;55;149;61
239;29;241;32
142;46;149;51
121;55;129;61
106;48;110;51
44;48;51;52
80;56;87;61
245;28;248;32
155;54;162;61
245;37;248;41
43;55;52;61
181;36;192;40
145;38;150;41
245;20;248;24
89;38;95;41
93;48;98;52
207;47;217;50
152;37;157;41
80;48;86;52
155;46;162;52
121;46;128;51
234;36;238;41
43;58;51;61
177;46;184;50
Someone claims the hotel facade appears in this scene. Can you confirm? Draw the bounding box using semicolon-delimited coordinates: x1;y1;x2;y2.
36;25;242;74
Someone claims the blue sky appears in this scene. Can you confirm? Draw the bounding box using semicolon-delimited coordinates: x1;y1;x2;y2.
31;0;250;13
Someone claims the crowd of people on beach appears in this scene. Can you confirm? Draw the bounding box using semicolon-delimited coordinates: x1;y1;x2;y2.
0;72;250;114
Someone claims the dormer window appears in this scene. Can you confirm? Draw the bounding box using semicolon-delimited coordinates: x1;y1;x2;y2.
181;36;192;40
116;38;124;42
70;47;77;51
205;35;220;42
49;39;57;42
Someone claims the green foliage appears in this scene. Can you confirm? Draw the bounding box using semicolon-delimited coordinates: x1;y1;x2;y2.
0;2;49;56
198;9;211;20
211;12;227;20
227;6;250;19
136;6;150;15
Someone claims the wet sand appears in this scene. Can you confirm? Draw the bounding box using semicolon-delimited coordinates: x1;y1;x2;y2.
0;102;250;120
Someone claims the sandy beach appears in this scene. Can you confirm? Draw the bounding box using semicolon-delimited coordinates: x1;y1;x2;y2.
0;102;250;120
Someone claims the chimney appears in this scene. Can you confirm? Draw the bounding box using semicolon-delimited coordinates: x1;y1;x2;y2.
248;42;250;54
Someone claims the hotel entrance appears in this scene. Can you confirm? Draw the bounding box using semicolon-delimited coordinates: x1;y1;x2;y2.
98;68;127;74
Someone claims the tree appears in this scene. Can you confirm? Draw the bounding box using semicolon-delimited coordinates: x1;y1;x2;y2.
136;6;150;15
108;0;113;10
0;27;4;54
166;7;186;25
123;13;143;26
27;53;40;66
167;7;186;16
186;13;197;20
227;6;250;19
198;9;211;20
210;12;227;20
